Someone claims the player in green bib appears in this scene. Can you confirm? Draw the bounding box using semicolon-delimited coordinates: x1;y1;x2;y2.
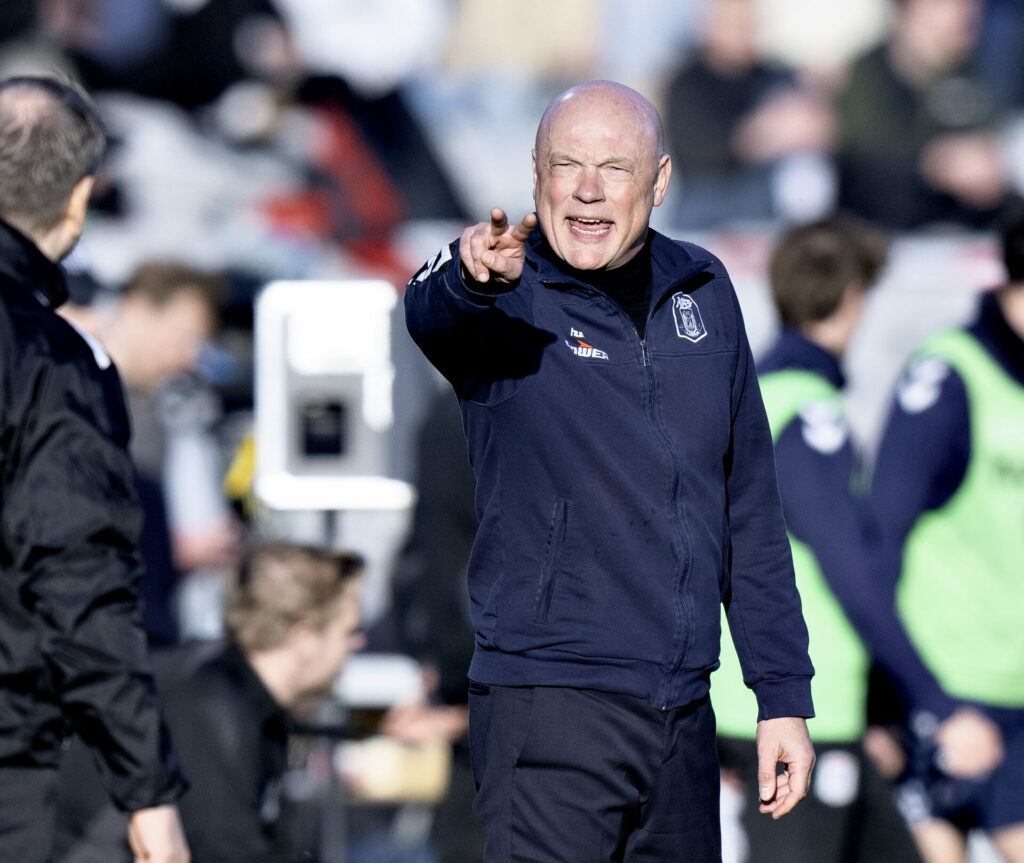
869;206;1024;863
714;216;927;863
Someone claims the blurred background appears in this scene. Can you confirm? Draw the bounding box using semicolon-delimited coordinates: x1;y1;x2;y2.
4;0;1020;861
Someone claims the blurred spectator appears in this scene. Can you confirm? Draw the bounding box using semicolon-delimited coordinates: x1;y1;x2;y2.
836;0;1013;230
273;0;447;99
385;385;483;863
58;541;366;863
662;0;835;229
40;0;298;108
869;201;1024;862
38;0;172;82
712;216;922;862
61;260;241;647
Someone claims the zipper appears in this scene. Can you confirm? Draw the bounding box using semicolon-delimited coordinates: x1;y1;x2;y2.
634;326;692;705
570;290;693;705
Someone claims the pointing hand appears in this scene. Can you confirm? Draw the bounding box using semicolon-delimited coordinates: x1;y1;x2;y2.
460;208;537;287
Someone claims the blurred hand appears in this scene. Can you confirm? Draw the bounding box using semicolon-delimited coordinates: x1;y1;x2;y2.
920;133;1008;209
755;716;815;819
935;707;1004;778
459;209;537;286
862;725;906;780
733;89;835;163
173;515;242;571
380;698;469;745
127;805;190;863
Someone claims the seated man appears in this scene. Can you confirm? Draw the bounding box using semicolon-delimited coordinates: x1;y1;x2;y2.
56;541;365;863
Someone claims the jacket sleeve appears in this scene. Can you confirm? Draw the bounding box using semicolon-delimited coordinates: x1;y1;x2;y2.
2;356;185;811
773;417;958;719
721;292;814;722
405;240;548;404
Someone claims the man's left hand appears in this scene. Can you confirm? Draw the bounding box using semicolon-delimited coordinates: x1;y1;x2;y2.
755;716;815;819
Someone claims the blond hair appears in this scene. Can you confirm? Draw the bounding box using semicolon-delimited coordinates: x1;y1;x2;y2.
225;541;363;653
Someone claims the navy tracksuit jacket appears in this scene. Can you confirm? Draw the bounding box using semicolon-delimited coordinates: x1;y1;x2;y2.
405;227;813;717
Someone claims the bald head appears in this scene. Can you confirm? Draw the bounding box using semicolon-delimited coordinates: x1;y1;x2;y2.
536;80;666;173
531;80;671;271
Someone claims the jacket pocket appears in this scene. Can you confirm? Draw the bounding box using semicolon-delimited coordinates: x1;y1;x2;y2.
533;497;568;623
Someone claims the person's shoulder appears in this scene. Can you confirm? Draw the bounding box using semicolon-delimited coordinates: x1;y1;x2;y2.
0;283;105;371
651;232;722;272
892;335;967;418
652;233;734;300
159;642;250;713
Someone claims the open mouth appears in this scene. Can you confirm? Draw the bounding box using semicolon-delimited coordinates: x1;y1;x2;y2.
566;217;613;239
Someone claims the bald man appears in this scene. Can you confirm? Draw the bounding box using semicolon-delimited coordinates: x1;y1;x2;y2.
405;80;815;862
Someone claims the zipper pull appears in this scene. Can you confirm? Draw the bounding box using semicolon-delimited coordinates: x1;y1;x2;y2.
640;338;650;367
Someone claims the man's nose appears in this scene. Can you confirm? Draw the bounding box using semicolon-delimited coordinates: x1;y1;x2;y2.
574;166;604;203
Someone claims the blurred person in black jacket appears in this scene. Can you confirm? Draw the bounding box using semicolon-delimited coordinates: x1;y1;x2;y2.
58;541;365;863
0;74;188;863
837;0;1012;230
162;542;364;863
663;0;835;228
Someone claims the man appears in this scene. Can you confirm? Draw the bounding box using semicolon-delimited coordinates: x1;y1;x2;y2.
869;204;1024;863
161;542;364;862
0;76;188;861
57;541;365;862
662;0;834;228
837;0;1010;230
711;217;927;861
405;80;815;862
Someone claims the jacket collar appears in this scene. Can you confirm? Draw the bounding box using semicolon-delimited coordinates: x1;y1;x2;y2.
526;226;712;301
0;217;69;309
758;328;846;389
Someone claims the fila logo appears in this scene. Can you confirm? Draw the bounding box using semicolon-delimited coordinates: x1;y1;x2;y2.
565;338;609;360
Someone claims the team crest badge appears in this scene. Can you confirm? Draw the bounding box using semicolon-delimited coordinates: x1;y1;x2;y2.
672;292;707;343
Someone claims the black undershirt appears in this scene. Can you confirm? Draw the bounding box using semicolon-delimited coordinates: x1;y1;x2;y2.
541;241;654;337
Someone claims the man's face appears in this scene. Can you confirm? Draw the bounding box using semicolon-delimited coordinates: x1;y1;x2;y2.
900;0;981;69
138;289;213;388
532;91;671;271
302;581;364;696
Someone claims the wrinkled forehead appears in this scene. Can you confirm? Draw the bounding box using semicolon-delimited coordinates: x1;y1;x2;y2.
536;87;662;162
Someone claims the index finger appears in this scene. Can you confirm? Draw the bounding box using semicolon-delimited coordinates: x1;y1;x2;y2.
487;208;509;244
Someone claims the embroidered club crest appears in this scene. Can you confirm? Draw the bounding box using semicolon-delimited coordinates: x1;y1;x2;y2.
671;293;707;343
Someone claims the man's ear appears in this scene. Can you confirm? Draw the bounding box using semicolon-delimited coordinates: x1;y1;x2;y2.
653;154;672;208
63;175;95;236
